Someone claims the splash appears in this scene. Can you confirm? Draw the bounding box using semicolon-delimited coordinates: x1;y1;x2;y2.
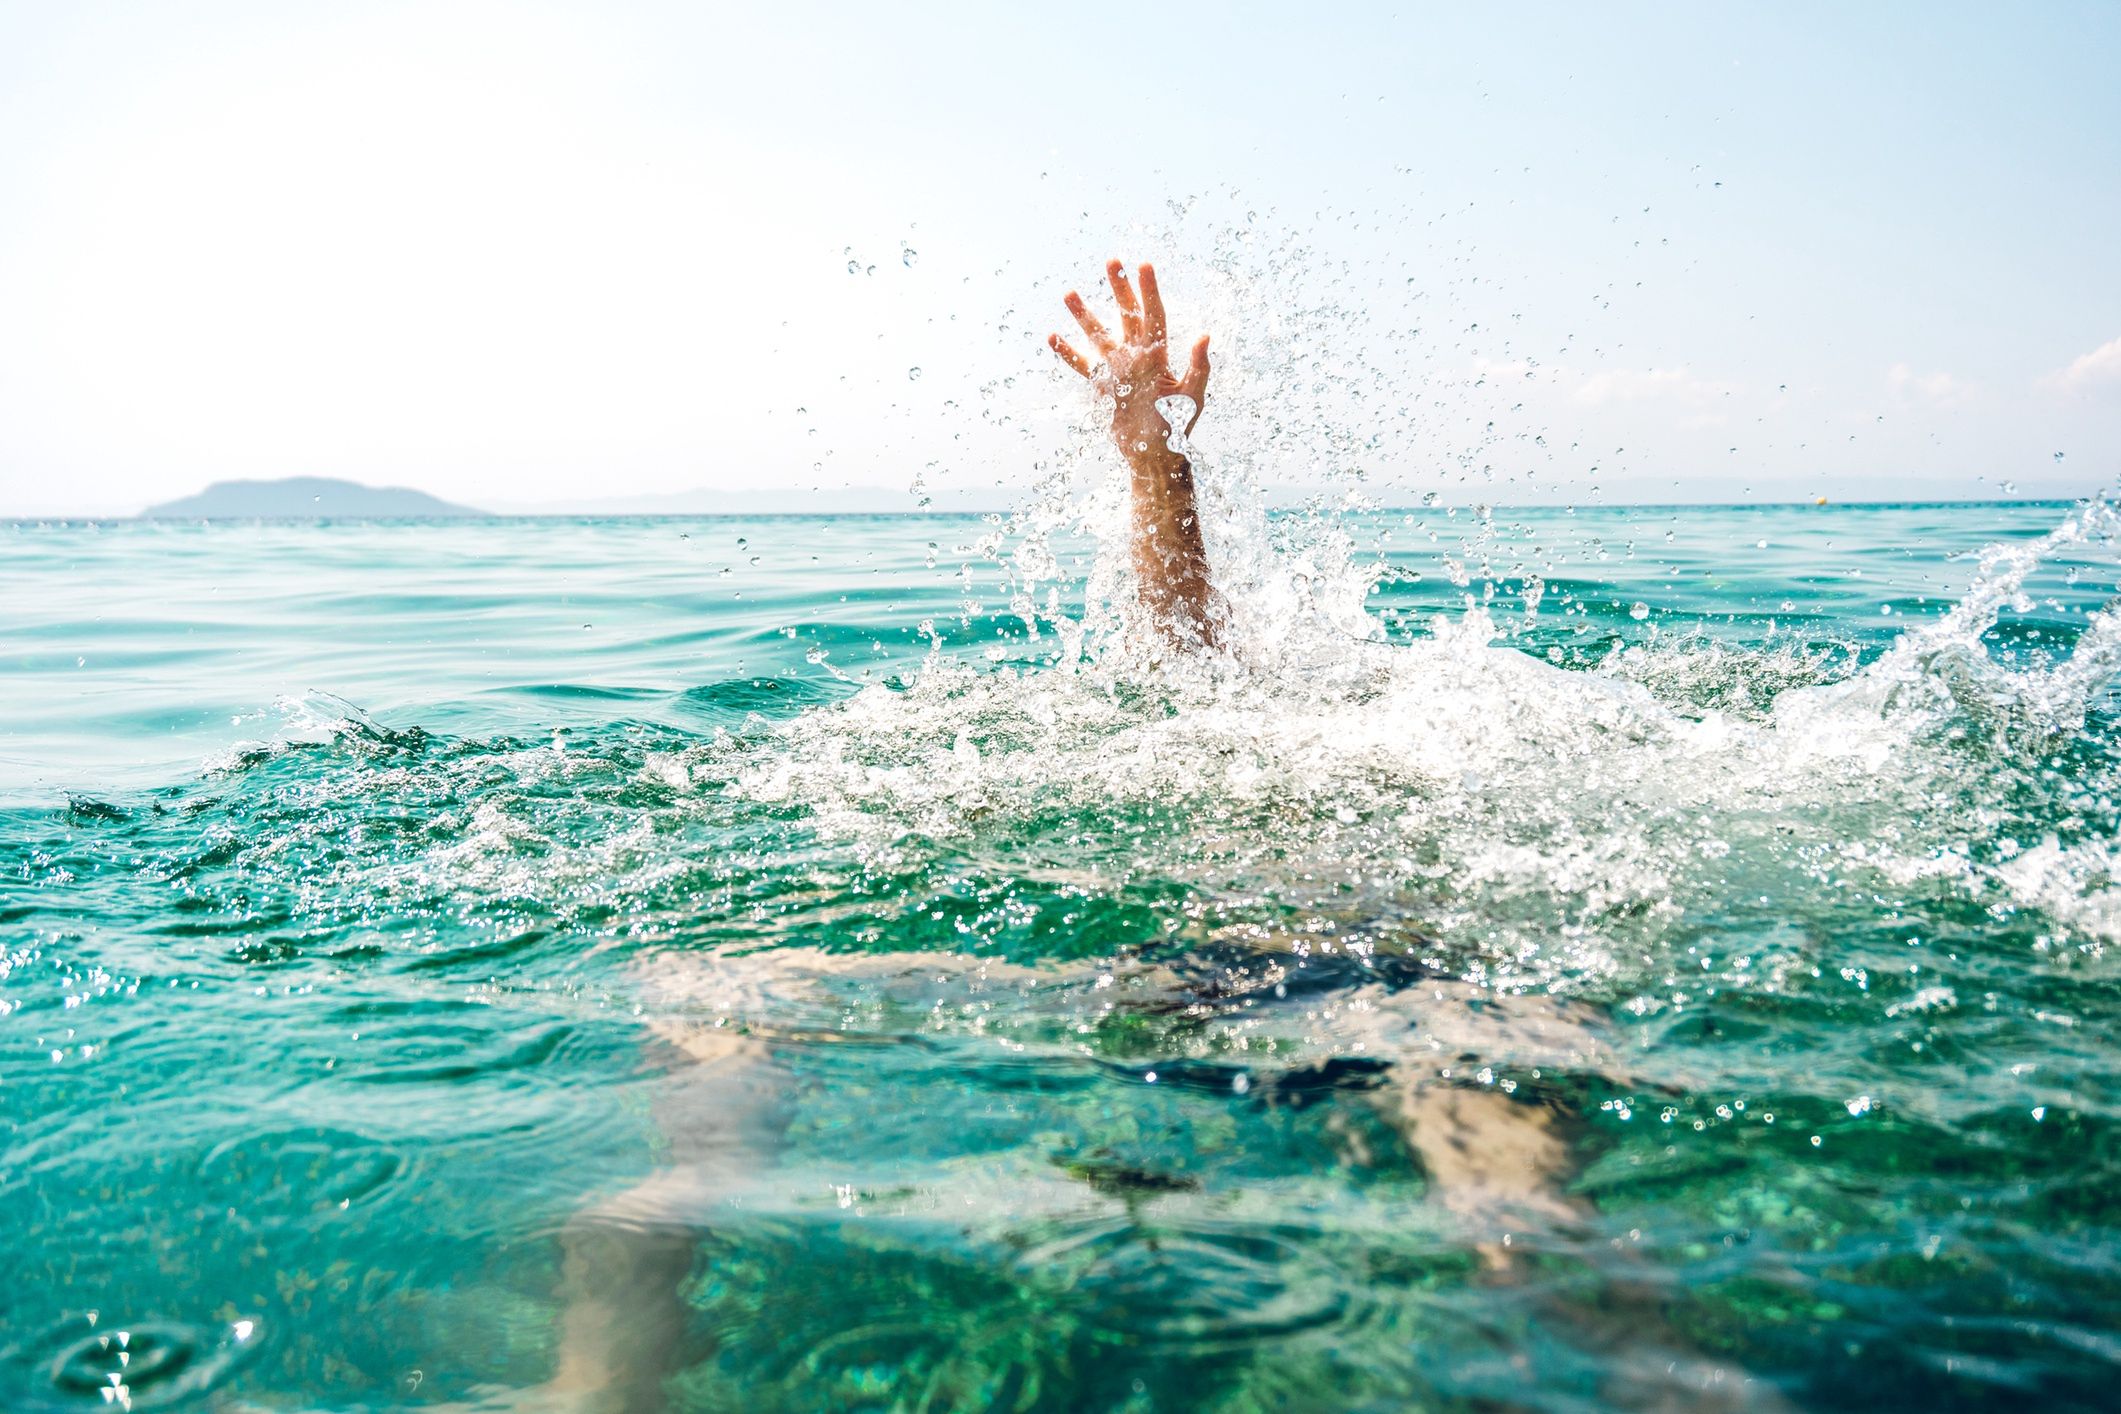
722;486;2121;995
725;222;2120;986
1776;499;2121;746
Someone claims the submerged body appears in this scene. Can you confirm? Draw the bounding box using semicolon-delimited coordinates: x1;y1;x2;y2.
540;940;1632;1409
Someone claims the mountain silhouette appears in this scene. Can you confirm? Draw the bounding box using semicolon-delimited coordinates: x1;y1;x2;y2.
141;477;484;519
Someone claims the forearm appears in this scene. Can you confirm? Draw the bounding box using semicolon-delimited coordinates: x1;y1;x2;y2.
1049;258;1219;649
1123;444;1217;647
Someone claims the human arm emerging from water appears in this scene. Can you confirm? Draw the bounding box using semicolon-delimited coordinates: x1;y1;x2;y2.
1050;260;1220;649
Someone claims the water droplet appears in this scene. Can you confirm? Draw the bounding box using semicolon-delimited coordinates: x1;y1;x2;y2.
1629;602;1649;621
2002;481;2017;494
908;367;922;381
846;260;859;275
902;248;918;267
2053;451;2065;462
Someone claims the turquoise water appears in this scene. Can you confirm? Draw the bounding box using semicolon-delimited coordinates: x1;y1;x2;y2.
4;502;2119;1411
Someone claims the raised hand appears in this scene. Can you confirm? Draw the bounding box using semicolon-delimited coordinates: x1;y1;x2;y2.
1049;259;1220;651
1050;260;1213;453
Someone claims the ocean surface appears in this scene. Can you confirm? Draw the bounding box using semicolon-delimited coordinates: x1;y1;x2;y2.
3;501;2118;1412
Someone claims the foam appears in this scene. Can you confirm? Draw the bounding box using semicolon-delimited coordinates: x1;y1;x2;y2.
719;490;2121;991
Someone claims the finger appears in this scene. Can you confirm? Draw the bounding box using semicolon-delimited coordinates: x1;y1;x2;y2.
1105;258;1142;343
1138;263;1168;350
1063;291;1116;356
1048;333;1095;380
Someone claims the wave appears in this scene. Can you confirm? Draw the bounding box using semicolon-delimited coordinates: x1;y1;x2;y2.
717;484;2121;994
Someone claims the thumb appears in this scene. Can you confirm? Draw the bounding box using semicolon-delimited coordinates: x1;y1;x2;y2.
1180;335;1211;428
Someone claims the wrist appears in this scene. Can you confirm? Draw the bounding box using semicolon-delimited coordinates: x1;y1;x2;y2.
1124;445;1192;492
1109;389;1179;448
1111;415;1181;460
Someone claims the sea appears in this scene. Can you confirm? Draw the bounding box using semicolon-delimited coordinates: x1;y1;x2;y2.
2;499;2117;1411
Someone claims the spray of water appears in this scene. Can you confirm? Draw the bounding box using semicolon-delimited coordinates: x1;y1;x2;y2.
723;212;2121;995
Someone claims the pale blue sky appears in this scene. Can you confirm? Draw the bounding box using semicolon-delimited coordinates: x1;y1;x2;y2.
0;1;2115;513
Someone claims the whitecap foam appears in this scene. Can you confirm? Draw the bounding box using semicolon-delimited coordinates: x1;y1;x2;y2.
717;489;2121;987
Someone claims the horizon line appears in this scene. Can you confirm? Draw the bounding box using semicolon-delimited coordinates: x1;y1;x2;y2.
1;495;2095;525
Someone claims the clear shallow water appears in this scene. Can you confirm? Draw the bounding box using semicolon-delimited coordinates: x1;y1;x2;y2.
3;503;2119;1412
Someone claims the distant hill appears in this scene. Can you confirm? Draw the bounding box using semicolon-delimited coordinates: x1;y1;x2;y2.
141;477;485;519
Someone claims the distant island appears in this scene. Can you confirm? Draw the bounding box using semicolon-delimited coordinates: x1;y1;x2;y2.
140;477;486;519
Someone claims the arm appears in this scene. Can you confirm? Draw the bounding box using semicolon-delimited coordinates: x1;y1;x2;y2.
1050;259;1220;650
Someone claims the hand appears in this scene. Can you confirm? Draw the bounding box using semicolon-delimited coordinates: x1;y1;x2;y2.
1049;259;1221;650
1050;259;1212;459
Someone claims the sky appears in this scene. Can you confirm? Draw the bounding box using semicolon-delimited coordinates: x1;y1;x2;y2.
0;0;2116;515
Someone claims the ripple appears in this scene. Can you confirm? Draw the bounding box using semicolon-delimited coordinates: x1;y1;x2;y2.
675;1203;1366;1408
328;1004;578;1086
7;1314;260;1411
198;1126;407;1222
1015;1216;1356;1350
681;675;840;722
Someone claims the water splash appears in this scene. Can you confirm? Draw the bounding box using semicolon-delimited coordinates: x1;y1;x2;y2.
726;492;2121;991
1780;499;2121;743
